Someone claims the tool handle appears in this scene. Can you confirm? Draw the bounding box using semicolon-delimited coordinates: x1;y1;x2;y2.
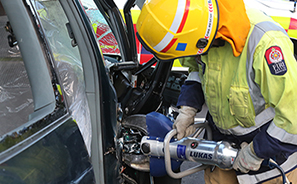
163;129;208;179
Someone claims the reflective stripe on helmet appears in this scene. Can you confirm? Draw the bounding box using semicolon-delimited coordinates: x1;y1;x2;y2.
137;0;219;60
197;0;215;54
153;0;190;52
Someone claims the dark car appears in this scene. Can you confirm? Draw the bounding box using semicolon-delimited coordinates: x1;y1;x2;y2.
0;0;185;183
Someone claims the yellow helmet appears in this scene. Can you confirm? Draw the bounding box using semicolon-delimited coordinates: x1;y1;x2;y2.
136;0;219;60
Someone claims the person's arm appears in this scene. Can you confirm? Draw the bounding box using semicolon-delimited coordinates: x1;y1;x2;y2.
252;35;297;159
234;32;297;173
177;57;205;110
177;80;205;111
173;57;205;139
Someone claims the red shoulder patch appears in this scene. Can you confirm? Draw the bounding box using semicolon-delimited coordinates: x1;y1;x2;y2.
264;46;287;75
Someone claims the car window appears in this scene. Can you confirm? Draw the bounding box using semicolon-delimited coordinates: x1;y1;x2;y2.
34;0;92;153
0;15;34;137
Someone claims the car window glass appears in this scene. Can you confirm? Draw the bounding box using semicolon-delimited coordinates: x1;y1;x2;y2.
81;0;120;56
0;15;34;137
34;0;92;153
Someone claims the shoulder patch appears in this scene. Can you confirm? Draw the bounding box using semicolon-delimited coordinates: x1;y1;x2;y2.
265;46;287;75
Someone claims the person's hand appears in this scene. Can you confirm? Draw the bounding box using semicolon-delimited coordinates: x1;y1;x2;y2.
173;106;197;140
233;142;264;173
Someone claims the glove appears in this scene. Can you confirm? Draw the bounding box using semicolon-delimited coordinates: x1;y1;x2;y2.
173;106;197;140
233;142;264;173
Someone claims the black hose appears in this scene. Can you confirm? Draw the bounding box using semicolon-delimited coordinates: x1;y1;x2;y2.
267;159;291;184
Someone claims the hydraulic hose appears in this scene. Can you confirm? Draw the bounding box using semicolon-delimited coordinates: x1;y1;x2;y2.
268;159;291;184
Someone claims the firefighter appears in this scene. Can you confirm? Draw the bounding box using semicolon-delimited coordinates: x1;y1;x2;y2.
136;0;297;183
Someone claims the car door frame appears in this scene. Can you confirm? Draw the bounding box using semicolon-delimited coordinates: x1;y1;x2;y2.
59;0;119;183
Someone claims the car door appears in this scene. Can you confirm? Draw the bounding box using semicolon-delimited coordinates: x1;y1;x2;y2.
0;0;119;183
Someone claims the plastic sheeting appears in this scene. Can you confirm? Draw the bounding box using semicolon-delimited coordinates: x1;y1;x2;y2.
0;15;34;137
35;1;92;155
0;59;34;136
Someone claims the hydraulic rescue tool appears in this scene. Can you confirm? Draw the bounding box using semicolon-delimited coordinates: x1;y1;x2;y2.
138;112;291;184
140;127;238;179
141;133;238;169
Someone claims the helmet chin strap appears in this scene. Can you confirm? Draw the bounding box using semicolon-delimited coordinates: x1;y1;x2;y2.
211;39;225;47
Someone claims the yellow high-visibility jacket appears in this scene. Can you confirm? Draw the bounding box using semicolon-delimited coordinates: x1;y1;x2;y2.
179;7;297;183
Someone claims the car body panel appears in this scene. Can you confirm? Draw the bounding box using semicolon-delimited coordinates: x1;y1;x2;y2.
244;0;297;40
0;119;94;184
